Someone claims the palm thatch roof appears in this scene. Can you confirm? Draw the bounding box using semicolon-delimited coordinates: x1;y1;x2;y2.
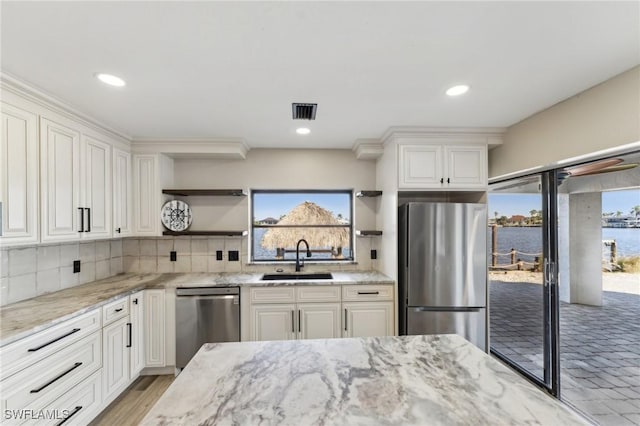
261;201;349;250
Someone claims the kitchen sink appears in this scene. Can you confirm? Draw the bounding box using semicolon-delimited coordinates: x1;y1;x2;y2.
261;273;333;281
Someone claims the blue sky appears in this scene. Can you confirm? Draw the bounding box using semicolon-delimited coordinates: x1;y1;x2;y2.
253;193;351;221
489;189;640;218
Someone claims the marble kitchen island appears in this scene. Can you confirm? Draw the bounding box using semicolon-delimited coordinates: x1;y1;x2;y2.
141;334;587;425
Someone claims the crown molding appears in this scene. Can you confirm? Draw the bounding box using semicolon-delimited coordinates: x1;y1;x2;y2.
381;126;506;148
131;138;250;160
352;139;383;160
0;72;132;145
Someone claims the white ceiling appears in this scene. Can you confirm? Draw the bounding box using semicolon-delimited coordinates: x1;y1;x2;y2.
1;1;639;149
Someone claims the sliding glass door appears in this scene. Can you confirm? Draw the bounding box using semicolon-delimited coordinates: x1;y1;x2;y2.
488;170;559;396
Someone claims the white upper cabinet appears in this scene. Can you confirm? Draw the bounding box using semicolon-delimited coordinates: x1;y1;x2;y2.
81;135;111;239
113;148;132;237
0;102;39;245
398;142;487;190
40;117;82;242
444;145;487;188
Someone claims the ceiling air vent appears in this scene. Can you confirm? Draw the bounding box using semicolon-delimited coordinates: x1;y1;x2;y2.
292;103;317;120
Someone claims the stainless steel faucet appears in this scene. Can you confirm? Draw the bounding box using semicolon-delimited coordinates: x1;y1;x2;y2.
295;239;311;272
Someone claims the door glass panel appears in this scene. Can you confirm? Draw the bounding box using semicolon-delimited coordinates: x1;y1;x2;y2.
489;175;545;380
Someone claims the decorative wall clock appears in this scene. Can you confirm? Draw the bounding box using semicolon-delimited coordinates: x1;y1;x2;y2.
161;200;193;232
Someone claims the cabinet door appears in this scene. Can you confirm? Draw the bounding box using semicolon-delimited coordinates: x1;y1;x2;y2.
133;155;158;236
144;289;165;367
113;148;133;237
82;135;111;239
343;302;394;338
398;144;443;189
0;103;38;245
40;118;81;242
299;303;341;339
444;145;487;188
103;317;130;405
129;291;145;379
250;304;296;341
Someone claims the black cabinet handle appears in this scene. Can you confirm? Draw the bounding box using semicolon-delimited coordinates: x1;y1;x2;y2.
115;227;121;234
86;208;91;232
78;208;84;233
126;322;132;348
30;362;82;393
357;291;380;295
28;328;80;352
291;310;295;333
56;406;82;426
344;309;347;331
447;178;450;184
440;178;444;184
298;310;301;333
114;308;123;312
133;298;138;305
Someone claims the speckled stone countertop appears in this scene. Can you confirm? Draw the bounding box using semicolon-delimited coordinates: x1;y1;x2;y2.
141;334;587;426
0;271;393;347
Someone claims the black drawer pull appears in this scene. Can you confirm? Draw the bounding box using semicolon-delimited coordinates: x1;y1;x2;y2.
78;208;84;233
127;322;132;348
28;328;81;352
114;308;123;312
30;362;83;393
344;309;348;331
56;406;82;426
86;208;91;232
357;291;380;295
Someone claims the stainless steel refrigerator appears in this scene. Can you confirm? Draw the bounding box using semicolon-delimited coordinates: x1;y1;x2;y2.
398;202;487;351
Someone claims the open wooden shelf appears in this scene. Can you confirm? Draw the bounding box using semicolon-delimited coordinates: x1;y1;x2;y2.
355;191;382;198
162;230;248;237
356;230;383;236
162;189;246;196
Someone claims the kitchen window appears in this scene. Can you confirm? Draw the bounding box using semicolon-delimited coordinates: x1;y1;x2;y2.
251;190;354;262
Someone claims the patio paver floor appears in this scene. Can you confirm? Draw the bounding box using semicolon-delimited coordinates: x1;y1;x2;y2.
490;281;640;426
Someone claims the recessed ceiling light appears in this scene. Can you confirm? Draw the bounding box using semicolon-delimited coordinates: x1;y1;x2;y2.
95;73;126;87
296;127;311;135
446;84;469;96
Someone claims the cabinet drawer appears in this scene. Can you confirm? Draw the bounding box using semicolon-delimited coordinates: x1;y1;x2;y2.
0;332;102;413
296;286;341;303
342;285;394;301
22;371;103;426
250;287;296;304
0;309;101;381
102;296;129;325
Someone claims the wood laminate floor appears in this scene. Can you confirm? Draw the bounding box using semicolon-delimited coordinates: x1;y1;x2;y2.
91;375;174;426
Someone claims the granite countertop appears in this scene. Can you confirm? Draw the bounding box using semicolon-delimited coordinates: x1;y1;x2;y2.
0;271;393;347
141;334;587;426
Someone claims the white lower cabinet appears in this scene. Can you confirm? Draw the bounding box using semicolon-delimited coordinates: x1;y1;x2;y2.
102;317;130;405
40;370;102;426
249;285;394;341
250;304;296;341
144;289;166;367
343;302;394;338
129;291;145;380
299;303;341;339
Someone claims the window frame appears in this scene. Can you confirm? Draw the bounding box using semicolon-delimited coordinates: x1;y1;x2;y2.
250;189;355;263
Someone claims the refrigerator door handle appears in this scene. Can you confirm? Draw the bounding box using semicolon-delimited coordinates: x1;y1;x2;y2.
410;307;482;312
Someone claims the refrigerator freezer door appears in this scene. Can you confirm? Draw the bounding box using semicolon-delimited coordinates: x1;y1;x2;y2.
405;203;487;307
406;308;486;351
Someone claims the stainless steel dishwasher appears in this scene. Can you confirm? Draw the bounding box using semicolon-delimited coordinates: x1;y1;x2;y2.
175;287;240;369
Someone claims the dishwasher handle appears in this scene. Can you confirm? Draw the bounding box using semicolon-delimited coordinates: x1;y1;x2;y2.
176;287;239;296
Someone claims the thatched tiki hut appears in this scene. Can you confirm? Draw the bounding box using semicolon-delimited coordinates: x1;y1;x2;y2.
261;201;349;259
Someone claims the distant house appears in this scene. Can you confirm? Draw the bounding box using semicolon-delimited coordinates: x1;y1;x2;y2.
258;217;279;225
508;215;527;225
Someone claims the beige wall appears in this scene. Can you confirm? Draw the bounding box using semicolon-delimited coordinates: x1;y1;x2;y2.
490;66;640;179
171;149;379;269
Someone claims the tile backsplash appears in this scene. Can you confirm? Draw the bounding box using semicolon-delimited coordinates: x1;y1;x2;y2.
0;236;380;306
121;236;379;275
0;239;124;306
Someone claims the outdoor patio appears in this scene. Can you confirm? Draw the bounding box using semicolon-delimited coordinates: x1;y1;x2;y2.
490;279;640;426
